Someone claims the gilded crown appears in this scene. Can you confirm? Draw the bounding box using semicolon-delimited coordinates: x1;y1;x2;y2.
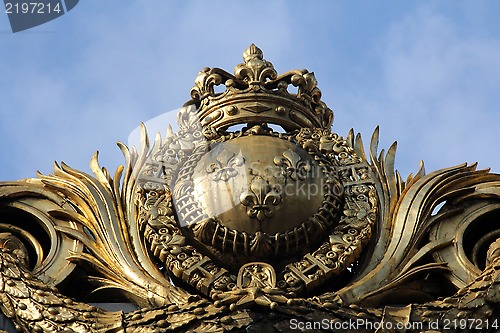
189;44;333;133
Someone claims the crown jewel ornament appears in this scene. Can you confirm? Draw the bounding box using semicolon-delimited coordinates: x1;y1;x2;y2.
190;44;333;134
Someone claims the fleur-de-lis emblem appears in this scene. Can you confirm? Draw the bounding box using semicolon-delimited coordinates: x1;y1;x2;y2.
206;150;245;181
273;149;311;181
240;177;281;222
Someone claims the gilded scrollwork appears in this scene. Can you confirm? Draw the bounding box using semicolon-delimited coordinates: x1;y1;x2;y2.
486;238;500;265
1;45;500;332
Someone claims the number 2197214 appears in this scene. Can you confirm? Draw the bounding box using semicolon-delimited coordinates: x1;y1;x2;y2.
5;2;62;14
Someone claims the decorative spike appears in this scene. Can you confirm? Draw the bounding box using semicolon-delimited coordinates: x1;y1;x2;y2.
369;126;380;164
139;122;149;154
346;128;355;148
354;132;367;161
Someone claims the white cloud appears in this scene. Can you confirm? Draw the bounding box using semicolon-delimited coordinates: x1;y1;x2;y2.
333;4;500;178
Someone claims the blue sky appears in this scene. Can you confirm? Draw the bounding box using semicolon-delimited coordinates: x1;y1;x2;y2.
1;1;500;181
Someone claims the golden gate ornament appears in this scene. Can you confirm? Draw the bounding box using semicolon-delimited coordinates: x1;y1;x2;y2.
0;45;499;332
